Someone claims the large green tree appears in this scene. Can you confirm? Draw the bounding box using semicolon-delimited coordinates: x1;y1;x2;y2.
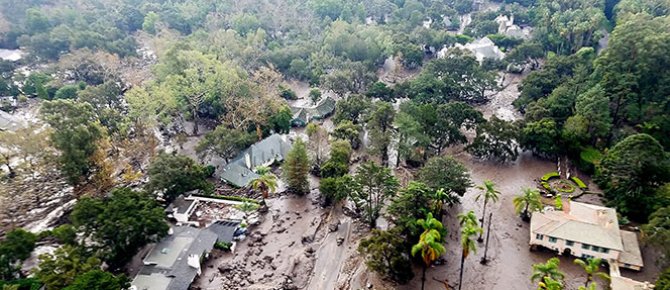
146;153;214;202
387;182;434;237
358;228;413;284
349;161;399;228
467;117;520;162
521;118;560;158
40;100;105;184
283;138;310;195
33;246;100;290
408;51;497;104
417;156;472;205
367;102;396;166
595;14;670;144
642;205;670;264
596;134;670;220
63;270;129;290
0;229;37;280
70;188;168;269
195;126;255;162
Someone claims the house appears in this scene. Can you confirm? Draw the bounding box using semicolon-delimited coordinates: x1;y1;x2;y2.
494;15;531;39
131;226;218;290
165;190;251;226
165;195;199;224
440;37;505;63
290;96;336;127
530;201;644;271
131;222;240;290
220;134;292;187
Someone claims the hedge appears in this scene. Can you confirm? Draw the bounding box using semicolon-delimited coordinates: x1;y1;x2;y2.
541;181;552;191
570;177;588;189
191;193;260;205
555;180;576;193
541;172;560;181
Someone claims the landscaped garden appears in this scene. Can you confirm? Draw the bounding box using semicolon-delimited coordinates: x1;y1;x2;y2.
538;171;588;199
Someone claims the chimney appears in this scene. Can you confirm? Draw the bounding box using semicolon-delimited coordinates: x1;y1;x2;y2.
562;198;570;214
187;254;201;275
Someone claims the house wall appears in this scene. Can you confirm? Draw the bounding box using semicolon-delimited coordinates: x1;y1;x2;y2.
174;212;189;223
529;232;620;262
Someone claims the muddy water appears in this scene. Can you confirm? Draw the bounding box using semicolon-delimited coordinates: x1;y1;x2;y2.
398;151;588;290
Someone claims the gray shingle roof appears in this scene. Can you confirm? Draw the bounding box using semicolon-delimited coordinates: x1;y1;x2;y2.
220;162;259;188
132;226;218;290
220;134;292;187
290;96;336;126
207;220;241;243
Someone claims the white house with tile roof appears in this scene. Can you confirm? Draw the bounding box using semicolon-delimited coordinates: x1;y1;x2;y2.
530;200;644;271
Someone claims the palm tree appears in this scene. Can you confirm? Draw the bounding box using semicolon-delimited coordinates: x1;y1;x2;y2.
431;188;450;218
476;180;500;242
458;210;479;227
411;213;446;290
538;276;564;290
235;202;260;220
458;211;482;290
573;258;610;287
250;166;278;199
531;258;565;285
513;187;543;221
578;283;597;290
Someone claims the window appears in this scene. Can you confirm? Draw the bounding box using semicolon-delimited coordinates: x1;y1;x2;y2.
536;234;544;240
581;254;594;259
582;244;590;250
591;246;600;252
601;248;609;254
566;240;574;246
548;237;557;243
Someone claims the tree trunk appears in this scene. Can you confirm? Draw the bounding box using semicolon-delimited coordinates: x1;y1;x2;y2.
256;124;263;141
421;265;426;290
478;198;488;242
458;252;466;290
192;107;199;136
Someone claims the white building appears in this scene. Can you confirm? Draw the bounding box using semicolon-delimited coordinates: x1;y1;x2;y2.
494;15;531;39
530;201;643;271
439;37;505;63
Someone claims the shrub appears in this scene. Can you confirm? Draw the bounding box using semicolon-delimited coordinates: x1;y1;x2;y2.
580;147;602;165
570;176;588;189
214;241;233;251
278;85;297;100
541;172;560;181
554;180;576;193
541;181;552;191
204;165;216;177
